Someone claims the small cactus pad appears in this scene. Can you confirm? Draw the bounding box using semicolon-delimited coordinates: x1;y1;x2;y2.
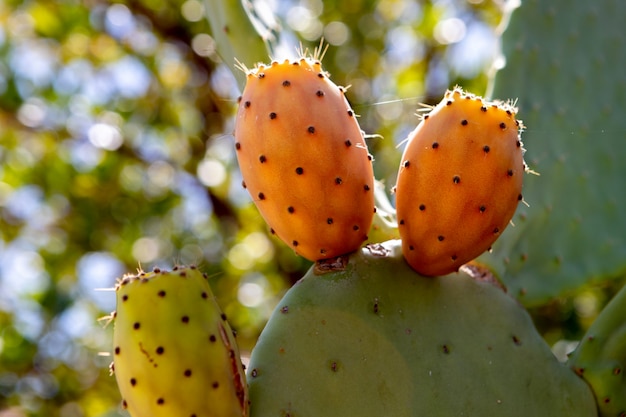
247;240;596;417
568;282;626;417
234;54;375;261
395;87;525;276
112;266;247;417
482;0;626;304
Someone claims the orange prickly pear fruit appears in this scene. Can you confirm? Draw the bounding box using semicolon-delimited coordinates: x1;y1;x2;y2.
233;49;375;261
395;87;526;276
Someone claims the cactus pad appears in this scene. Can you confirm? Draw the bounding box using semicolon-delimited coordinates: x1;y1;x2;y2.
483;0;626;304
247;240;596;417
568;282;626;417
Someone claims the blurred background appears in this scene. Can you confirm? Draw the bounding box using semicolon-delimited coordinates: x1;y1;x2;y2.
0;0;610;415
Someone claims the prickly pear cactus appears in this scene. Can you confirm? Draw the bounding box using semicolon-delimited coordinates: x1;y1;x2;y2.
482;0;626;304
112;266;247;417
234;50;375;261
203;0;274;89
247;240;597;417
568;282;626;417
395;87;525;276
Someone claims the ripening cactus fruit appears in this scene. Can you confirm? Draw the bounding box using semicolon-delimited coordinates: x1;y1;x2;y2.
234;49;375;261
395;87;526;276
112;266;247;417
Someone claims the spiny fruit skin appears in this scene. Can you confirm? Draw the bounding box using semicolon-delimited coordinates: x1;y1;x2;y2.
112;266;247;417
395;87;525;276
234;57;375;261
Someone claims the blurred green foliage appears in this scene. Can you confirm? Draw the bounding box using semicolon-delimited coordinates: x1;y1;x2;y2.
0;0;616;416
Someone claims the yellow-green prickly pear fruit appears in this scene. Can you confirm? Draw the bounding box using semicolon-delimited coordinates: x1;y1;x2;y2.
112;266;247;417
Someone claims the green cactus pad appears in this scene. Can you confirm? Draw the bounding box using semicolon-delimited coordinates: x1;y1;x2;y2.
204;0;274;90
113;266;247;417
568;282;626;417
481;0;626;304
247;240;596;417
